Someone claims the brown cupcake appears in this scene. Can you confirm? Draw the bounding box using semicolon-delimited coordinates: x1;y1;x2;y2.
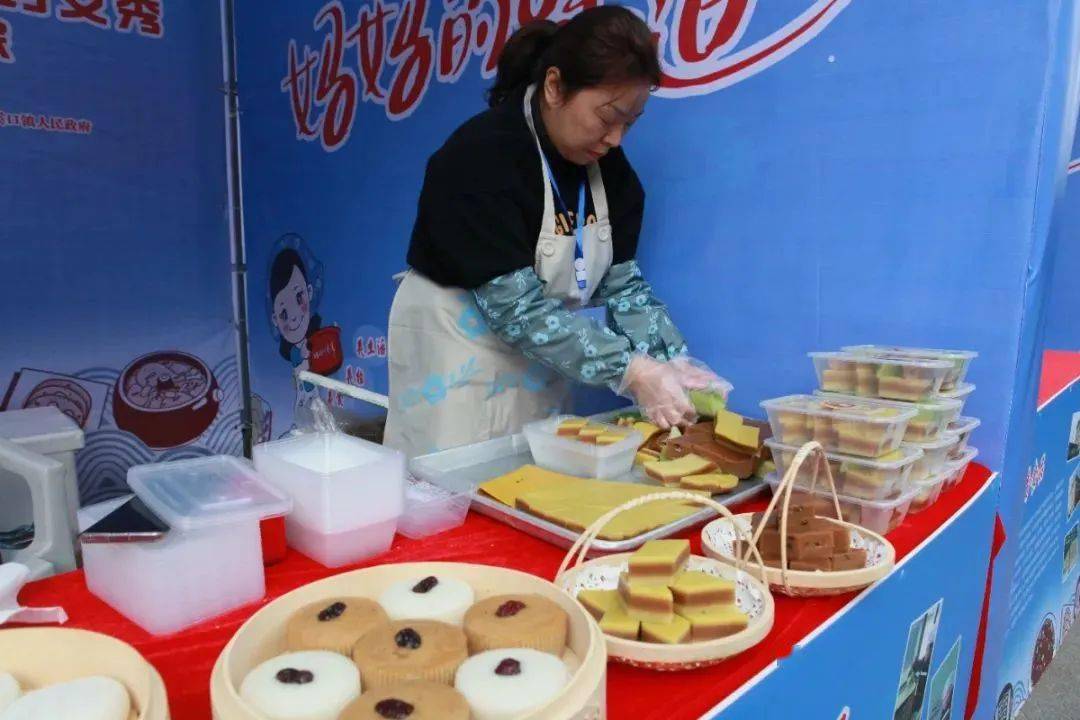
352;620;468;688
463;594;568;656
338;680;471;719
285;597;389;656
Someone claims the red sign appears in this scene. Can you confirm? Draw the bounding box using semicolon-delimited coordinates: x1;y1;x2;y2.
283;0;852;150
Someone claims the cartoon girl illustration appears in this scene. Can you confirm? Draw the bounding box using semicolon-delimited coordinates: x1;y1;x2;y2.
268;239;325;414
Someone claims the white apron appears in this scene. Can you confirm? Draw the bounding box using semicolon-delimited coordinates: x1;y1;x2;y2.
384;84;615;458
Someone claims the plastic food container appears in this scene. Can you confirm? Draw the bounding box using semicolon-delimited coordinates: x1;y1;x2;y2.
809;352;953;402
523;415;643;479
761;394;916;458
82;456;291;635
397;475;471;539
254;432;404;568
944;446;979;488
909;464;954;513
842;345;977;391
903;433;961;482
936;382;975;414
947;416;981;458
814;391;961;443
766;439;923;501
764;473;918;535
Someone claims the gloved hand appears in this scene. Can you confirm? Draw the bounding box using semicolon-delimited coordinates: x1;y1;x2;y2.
669;357;733;397
618;355;696;429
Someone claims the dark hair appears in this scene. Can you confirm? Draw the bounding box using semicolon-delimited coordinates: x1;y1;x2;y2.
487;7;661;108
270;247;321;360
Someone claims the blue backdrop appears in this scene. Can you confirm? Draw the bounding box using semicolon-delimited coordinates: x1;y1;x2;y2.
0;0;237;504
237;0;1076;472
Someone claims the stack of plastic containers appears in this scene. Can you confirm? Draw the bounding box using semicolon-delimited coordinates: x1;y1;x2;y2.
762;345;982;533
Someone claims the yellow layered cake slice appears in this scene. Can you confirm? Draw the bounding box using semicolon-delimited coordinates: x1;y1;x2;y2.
599;607;641;640
678;606;748;641
618;572;674;623
556;417;588;436
679;472;739;493
713;410;760;452
641;614;692;644
576;589;622;621
628;539;690;586
643;454;716;485
669;571;735;614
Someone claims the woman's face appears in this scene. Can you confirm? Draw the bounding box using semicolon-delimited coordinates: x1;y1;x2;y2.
542;70;651;165
273;265;313;345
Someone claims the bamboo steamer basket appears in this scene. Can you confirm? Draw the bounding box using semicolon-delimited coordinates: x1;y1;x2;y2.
555;491;775;671
0;627;169;719
702;441;896;597
211;561;607;719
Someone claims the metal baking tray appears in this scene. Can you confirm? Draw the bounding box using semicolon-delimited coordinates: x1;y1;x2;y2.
409;431;765;556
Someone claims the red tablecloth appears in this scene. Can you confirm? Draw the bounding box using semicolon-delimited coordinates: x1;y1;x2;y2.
15;464;992;720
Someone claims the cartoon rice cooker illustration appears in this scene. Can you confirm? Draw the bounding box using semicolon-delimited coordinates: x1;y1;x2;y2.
113;350;221;448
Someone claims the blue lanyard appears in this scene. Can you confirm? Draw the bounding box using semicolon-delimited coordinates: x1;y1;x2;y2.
540;154;588;291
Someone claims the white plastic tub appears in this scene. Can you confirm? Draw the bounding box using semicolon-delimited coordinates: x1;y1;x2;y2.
814;391;961;443
764;473;918;535
254;432;404;568
761;394;915;458
397;475;471;539
809;352;953;402
903;433;961;482
523;415;642;479
947;416;981;458
766;439;923;501
842;345;977;391
944;447;979;489
82;456;291;635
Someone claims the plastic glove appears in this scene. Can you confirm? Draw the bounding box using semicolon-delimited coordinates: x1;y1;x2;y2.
618;355;696;429
670;357;733;397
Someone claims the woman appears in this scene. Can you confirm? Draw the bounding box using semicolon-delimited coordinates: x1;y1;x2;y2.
385;6;721;458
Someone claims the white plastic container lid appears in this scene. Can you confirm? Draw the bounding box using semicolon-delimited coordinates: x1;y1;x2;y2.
936;383;975;401
808;351;953;371
842;345;978;361
0;407;84;454
948;416;981;435
903;432;961;451
761;394;918;424
765;438;923;468
813;391;962;414
128;456;292;531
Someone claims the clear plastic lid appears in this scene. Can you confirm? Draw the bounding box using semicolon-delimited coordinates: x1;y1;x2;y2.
128;455;292;531
813;391;962;414
761;394;918;423
947;446;979;470
764;438;923;468
902;432;961;451
842;345;978;361
809;351;953;371
936;383;975;401
947;416;981;435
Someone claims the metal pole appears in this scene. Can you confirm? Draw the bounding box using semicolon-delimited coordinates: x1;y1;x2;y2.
220;0;254;456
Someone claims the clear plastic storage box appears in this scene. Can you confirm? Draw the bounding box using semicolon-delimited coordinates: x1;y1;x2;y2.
944;447;979;489
947;416;981;458
397;475;471;539
842;345;977;391
809;352;953;402
764;473;918;535
936;382;975;414
903;433;961;482
254;432;404;568
909;463;955;513
523;415;643;479
766;439;923;501
813;391;961;442
82;456;291;635
761;394;916;458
